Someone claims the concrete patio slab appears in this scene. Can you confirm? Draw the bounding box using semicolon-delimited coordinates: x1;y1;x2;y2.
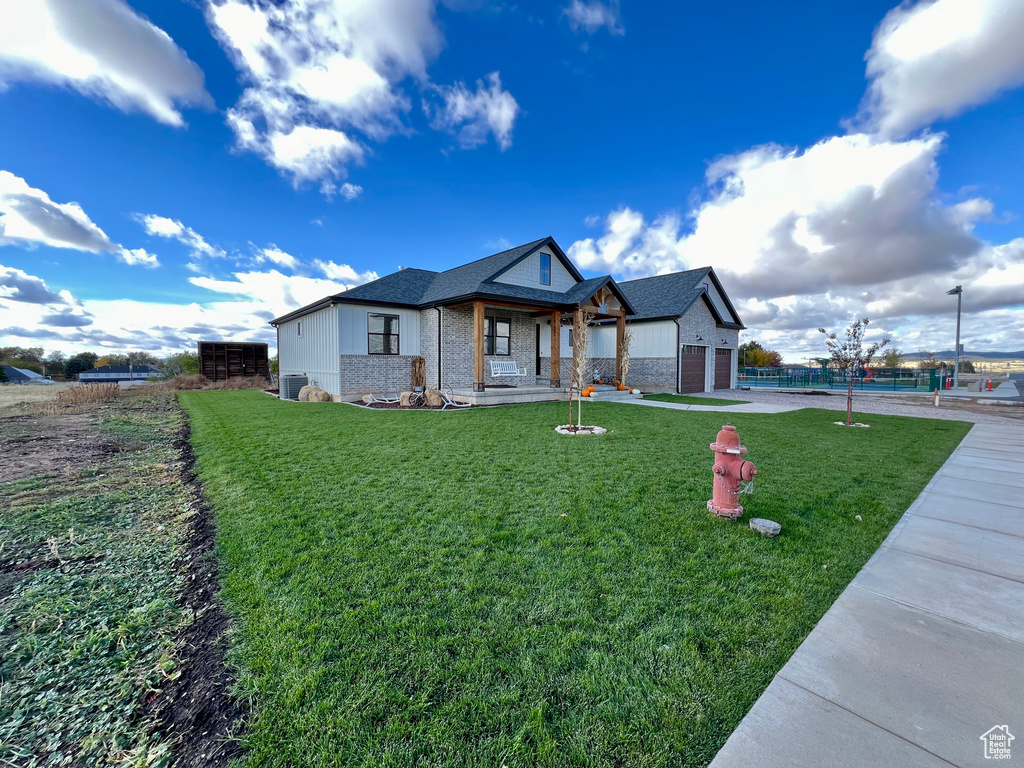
887;514;1024;582
851;547;1024;642
908;491;1024;538
709;677;954;768
778;588;1024;767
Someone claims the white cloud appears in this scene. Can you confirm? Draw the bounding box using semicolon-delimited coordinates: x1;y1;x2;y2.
0;0;212;127
0;170;159;266
339;182;363;201
189;267;376;312
563;0;624;35
0;170;116;253
207;0;443;184
117;246;160;268
136;213;225;260
860;0;1024;137
255;245;299;270
206;0;519;184
569;133;1024;359
314;260;379;285
425;72;519;150
0;264;64;304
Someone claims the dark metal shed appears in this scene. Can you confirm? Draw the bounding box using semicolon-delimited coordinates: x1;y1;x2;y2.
198;341;270;382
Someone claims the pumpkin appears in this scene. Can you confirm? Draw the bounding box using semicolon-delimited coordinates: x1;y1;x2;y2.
618;384;626;391
597;379;604;384
580;389;590;397
612;379;619;386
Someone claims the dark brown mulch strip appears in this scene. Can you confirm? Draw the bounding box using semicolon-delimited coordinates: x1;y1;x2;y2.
144;416;244;768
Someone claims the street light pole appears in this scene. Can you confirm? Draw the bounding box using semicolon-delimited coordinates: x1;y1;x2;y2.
946;285;962;388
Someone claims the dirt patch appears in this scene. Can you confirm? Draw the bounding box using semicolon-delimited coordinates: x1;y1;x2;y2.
143;416;244;768
0;414;120;484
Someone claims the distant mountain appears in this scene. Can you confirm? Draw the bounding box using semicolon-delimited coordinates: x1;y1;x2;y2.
905;350;1024;360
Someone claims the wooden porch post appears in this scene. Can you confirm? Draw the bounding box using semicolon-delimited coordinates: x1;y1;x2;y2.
473;300;485;392
615;314;625;380
549;311;561;387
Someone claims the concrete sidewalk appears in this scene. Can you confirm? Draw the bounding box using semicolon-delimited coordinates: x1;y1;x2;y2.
623;398;800;414
710;423;1024;768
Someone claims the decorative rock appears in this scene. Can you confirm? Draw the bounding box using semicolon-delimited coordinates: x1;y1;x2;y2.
749;518;781;537
855;514;863;522
425;388;443;407
298;384;317;402
362;394;374;404
555;424;608;436
399;391;413;407
312;389;332;402
834;421;870;428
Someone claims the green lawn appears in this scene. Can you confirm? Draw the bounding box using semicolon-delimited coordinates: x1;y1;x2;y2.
644;393;751;406
182;392;969;767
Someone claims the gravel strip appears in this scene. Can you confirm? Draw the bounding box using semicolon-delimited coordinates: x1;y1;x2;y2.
678;388;1024;425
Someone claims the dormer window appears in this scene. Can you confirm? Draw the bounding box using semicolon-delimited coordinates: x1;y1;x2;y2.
539;253;551;286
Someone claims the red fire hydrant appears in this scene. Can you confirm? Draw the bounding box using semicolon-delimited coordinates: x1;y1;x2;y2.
708;424;757;520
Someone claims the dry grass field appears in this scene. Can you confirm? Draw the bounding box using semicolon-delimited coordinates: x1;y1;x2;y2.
0;384;62;413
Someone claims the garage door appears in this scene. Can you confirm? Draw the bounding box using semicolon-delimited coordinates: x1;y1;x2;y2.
680;345;705;393
715;348;733;389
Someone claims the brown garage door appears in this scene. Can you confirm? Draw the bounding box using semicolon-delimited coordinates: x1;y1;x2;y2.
680;345;705;393
715;348;733;389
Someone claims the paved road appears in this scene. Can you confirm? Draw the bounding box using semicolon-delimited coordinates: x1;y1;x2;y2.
710;422;1024;768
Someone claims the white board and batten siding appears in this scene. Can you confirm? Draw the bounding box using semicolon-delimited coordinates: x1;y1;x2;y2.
278;304;341;394
493;249;577;293
338;304;421;356
589;319;677;358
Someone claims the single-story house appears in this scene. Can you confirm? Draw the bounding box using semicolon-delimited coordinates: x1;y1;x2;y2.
271;236;744;399
2;366;55;384
78;365;161;382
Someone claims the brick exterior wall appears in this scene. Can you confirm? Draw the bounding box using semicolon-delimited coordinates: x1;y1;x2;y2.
420;308;440;389
339;354;419;395
624;357;677;391
440;307;537;388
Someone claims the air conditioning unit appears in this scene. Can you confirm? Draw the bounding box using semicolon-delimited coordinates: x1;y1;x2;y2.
280;374;308;400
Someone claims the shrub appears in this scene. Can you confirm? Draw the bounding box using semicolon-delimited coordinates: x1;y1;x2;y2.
167;374;211;390
206;376;272;391
55;383;120;405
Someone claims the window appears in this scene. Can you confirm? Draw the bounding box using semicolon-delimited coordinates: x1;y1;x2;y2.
484;317;510;355
368;313;400;354
539;253;551;286
297;321;302;337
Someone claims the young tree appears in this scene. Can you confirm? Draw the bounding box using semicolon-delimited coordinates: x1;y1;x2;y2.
618;325;634;390
160;351;200;378
819;318;890;426
571;308;591;429
0;365;7;384
881;348;904;368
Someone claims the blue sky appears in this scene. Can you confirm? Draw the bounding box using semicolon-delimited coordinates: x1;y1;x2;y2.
1;0;1023;361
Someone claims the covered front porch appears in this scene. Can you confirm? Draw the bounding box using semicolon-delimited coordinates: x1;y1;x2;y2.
447;383;640;406
451;281;632;394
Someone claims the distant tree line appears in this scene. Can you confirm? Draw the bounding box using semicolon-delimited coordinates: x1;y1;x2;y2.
0;347;210;381
739;340;783;367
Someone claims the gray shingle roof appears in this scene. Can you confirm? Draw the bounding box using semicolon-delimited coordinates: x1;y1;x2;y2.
617;268;745;327
332;267;438;306
617;268;711;321
271;238;746;326
417;237;553;305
